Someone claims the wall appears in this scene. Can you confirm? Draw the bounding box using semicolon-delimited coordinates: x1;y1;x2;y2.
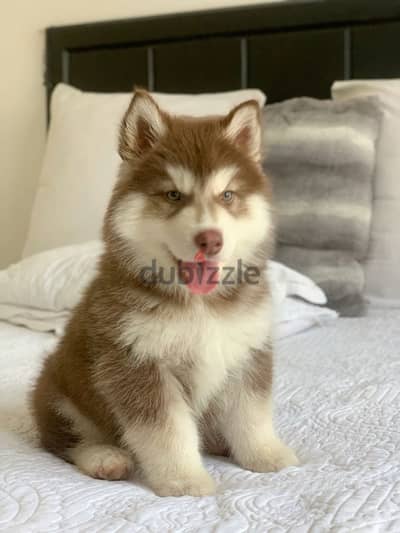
0;0;278;268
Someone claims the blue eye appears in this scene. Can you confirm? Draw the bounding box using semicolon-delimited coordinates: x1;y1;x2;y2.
167;191;181;202
222;190;234;203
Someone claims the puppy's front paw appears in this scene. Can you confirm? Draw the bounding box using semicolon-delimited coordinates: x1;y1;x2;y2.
240;441;299;473
151;470;216;497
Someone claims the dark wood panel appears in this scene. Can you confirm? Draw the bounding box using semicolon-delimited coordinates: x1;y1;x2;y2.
352;21;400;79
67;46;148;93
153;38;242;93
248;28;346;103
46;0;400;53
45;0;400;115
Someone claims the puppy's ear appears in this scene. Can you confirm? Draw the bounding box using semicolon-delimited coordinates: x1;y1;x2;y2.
223;100;262;162
119;90;168;161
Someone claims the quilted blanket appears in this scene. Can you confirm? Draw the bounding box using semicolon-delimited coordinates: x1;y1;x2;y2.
1;309;400;532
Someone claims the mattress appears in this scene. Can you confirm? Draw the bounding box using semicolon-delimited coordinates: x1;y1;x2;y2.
1;309;400;532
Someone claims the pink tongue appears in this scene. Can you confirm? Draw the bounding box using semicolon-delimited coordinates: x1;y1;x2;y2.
180;251;220;294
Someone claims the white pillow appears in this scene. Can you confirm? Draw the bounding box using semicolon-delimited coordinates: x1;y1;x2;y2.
0;241;102;312
0;242;102;334
0;241;335;337
332;80;400;302
23;84;266;258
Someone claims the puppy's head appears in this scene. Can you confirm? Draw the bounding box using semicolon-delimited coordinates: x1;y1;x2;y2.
104;90;273;293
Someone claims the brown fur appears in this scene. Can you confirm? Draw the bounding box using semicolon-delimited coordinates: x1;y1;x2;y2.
244;347;274;394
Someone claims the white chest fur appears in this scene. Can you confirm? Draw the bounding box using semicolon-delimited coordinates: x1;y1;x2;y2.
119;295;272;411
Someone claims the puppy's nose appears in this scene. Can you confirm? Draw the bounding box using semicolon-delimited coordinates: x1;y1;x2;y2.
194;230;223;256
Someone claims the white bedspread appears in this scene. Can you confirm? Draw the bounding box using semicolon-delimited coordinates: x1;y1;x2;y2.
1;310;400;532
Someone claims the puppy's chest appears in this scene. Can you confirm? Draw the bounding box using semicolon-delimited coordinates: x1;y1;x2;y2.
119;298;271;408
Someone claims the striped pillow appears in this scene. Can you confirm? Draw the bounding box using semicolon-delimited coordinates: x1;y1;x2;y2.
263;97;382;316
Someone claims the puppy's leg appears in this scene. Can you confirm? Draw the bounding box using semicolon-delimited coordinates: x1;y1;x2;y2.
124;403;214;496
219;348;299;473
53;397;134;480
102;360;214;497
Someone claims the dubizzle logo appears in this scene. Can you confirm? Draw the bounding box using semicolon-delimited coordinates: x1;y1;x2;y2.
139;250;260;294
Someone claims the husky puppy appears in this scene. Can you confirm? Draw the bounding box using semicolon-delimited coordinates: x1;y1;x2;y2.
32;90;298;497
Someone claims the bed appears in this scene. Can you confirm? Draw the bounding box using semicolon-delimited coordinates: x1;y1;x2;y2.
2;0;400;531
2;310;400;531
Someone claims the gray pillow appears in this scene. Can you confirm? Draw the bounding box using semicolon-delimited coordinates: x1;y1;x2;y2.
263;97;382;316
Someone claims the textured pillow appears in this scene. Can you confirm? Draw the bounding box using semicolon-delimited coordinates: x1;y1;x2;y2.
332;80;400;304
263;97;382;316
23;84;266;258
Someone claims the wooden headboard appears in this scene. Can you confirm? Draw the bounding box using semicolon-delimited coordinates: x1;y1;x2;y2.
46;0;400;107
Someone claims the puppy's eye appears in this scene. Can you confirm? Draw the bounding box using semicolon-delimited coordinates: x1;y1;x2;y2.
166;191;181;202
222;190;234;203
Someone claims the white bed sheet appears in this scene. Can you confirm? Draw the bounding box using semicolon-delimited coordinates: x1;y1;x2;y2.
1;309;400;532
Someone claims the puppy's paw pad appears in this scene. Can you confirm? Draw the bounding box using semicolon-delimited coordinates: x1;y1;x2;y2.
152;471;215;497
95;453;133;480
74;445;134;481
267;445;299;471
